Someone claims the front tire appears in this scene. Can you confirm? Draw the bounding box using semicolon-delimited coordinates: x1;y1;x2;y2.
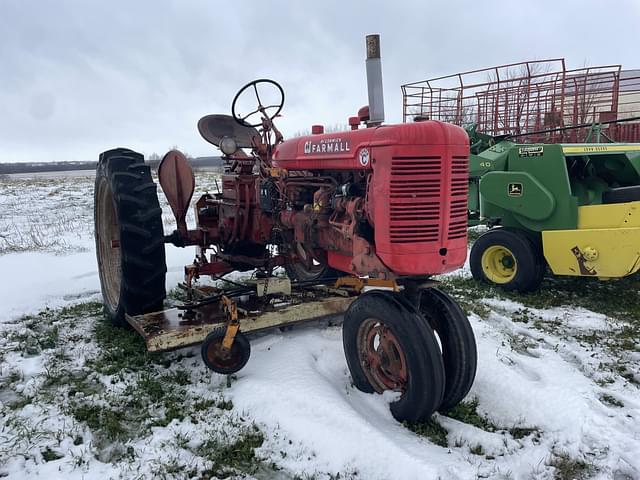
470;228;544;292
419;288;477;411
343;291;445;422
94;148;167;327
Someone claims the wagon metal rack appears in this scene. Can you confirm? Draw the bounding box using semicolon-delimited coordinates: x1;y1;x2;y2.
402;59;640;143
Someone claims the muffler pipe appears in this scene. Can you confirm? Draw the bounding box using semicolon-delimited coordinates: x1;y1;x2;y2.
365;34;385;125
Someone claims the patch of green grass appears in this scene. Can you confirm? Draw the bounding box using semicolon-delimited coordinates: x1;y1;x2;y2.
599;393;624;407
193;398;217;411
440;276;493;318
441;273;640;323
153;397;186;428
549;451;594;480
508;426;540;440
58;301;104;319
199;425;265;478
135;373;165;403
121;372;187;428
404;418;449;447
216;398;234;411
70;403;126;440
505;332;539;354
5;369;23;384
162;369;191;386
445;399;497;432
88;316;155;375
8;302;103;355
7;397;32;410
469;444;484;455
41;447;64;462
511;307;545;325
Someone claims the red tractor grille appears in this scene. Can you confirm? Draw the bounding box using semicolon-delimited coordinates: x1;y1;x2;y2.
448;156;469;240
389;156;442;244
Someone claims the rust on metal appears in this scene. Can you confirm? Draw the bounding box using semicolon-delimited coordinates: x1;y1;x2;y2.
333;276;400;293
126;295;355;353
220;295;240;351
358;319;408;392
158;150;195;234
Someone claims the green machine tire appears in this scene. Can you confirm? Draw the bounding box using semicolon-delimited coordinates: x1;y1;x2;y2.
470;228;545;292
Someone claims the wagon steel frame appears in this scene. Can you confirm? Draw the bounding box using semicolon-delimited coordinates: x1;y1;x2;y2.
402;59;640;143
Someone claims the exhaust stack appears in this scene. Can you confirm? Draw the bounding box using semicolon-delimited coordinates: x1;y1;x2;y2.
365;34;385;126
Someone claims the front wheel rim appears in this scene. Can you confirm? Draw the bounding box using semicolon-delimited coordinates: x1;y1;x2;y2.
481;245;517;284
356;318;408;393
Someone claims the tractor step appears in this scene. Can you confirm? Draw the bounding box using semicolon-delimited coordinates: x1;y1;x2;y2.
126;295;355;353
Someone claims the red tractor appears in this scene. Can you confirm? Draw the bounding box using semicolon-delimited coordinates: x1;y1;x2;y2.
94;35;476;422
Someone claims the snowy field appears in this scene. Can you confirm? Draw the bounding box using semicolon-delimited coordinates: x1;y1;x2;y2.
0;171;639;480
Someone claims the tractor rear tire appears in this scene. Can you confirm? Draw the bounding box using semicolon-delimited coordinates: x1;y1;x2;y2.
285;262;339;283
470;228;543;292
419;288;477;412
94;148;167;327
343;291;445;423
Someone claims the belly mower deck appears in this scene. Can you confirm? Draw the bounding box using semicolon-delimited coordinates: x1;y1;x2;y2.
124;278;373;353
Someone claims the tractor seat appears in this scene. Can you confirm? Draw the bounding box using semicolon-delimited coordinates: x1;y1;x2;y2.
602;186;640;204
198;114;260;149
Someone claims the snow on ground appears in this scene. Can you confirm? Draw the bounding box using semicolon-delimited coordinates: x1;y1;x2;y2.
1;172;639;479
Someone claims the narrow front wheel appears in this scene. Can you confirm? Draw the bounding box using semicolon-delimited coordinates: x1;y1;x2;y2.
343;291;445;423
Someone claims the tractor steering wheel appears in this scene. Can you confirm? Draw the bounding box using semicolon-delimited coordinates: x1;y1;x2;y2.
231;79;285;127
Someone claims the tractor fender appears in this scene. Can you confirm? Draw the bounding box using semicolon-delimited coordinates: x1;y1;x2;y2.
480;171;555;221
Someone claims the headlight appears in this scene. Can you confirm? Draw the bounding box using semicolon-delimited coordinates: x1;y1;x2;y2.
219;136;238;156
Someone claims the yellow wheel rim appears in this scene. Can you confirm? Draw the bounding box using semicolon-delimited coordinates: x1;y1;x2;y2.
481;245;517;284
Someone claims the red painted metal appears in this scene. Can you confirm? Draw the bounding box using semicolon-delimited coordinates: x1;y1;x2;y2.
166;81;470;280
402;60;640;143
273;120;468;277
158;150;195;234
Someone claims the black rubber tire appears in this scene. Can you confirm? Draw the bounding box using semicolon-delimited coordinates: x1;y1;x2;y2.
284;262;339;282
343;291;445;423
201;329;251;374
419;288;477;412
519;229;547;284
94;148;166;327
602;185;640;204
470;228;543;292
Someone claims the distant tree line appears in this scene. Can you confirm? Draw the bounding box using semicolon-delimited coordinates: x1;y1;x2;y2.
0;156;223;175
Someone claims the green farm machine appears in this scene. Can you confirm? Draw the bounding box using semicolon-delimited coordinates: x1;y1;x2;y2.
403;59;640;291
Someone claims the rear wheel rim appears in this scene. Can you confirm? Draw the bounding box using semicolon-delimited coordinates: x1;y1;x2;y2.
96;177;121;311
481;245;517;284
357;318;408;393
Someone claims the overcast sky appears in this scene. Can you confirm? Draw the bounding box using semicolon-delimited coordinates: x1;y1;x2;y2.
1;0;639;163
